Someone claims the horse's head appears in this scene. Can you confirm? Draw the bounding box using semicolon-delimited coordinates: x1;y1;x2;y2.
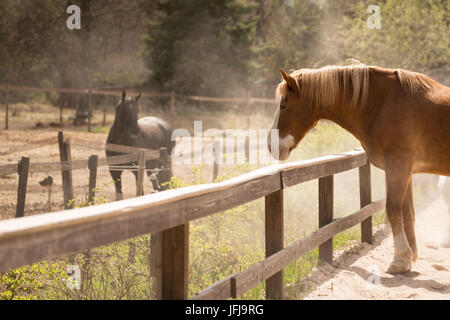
268;69;319;161
115;90;142;136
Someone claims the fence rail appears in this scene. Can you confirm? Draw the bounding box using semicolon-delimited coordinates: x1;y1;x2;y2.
0;148;384;300
1;84;276;131
0;84;275;103
0;141;161;176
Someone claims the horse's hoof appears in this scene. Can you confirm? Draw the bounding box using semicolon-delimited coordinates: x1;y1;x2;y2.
387;260;412;274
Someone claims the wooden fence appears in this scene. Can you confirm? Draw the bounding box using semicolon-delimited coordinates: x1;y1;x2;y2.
0;84;276;131
0;131;166;217
0;127;267;218
0;149;389;299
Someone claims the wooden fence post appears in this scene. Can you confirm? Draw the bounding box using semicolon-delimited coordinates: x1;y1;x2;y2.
136;151;145;197
15;157;30;218
88;155;98;204
5;86;9;130
161;223;189;299
150;147;170;298
319;175;334;264
359;161;373;244
170;91;175;128
87;89;92;132
151;231;163;299
58;132;74;209
265;188;284;300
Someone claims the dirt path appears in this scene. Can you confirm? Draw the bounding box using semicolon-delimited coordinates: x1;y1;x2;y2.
301;196;450;300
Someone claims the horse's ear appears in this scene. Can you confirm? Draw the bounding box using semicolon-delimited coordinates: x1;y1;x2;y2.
135;92;142;102
122;90;126;101
280;69;298;94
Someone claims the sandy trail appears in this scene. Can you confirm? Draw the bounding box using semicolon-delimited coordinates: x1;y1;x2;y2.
301;195;450;300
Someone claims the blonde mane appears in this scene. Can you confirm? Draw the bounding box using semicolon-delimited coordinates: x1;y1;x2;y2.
276;61;436;109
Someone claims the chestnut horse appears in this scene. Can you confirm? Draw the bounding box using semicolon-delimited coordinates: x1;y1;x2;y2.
268;62;450;274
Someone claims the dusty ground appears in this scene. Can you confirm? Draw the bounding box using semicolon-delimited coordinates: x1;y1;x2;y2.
0;129;125;219
301;195;450;300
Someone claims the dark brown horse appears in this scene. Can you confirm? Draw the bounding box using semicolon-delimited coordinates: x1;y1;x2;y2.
106;91;174;200
268;62;450;274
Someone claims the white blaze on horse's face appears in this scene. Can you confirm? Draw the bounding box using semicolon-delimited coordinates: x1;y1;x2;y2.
268;104;294;161
278;134;295;160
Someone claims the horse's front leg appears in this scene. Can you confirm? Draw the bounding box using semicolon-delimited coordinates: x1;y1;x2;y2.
385;161;414;274
132;170;144;196
442;181;450;248
109;169;123;201
402;181;418;261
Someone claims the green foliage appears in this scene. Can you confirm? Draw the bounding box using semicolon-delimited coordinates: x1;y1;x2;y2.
145;0;257;96
0;262;67;300
340;0;450;81
254;0;324;80
1;0;449;97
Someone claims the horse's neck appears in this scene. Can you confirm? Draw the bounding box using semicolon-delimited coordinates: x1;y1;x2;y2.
320;103;367;143
319;72;392;144
107;122;133;145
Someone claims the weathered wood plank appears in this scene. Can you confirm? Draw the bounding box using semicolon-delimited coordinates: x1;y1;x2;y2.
15;157;30;218
105;142;159;156
136;151;145;197
281;151;367;188
88;155;98;204
0;166;281;273
193;275;234;300
97;153;137;166
29;159;89;173
265;189;284;300
0;163;18;177
231;199;385;298
150;232;163;299
0;84;273;103
161;224;189;299
58;132;73;209
359;162;373;244
318;175;334;264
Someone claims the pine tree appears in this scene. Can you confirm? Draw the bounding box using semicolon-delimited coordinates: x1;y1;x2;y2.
145;0;256;96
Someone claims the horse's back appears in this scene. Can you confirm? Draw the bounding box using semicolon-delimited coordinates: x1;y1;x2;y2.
137;116;174;151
